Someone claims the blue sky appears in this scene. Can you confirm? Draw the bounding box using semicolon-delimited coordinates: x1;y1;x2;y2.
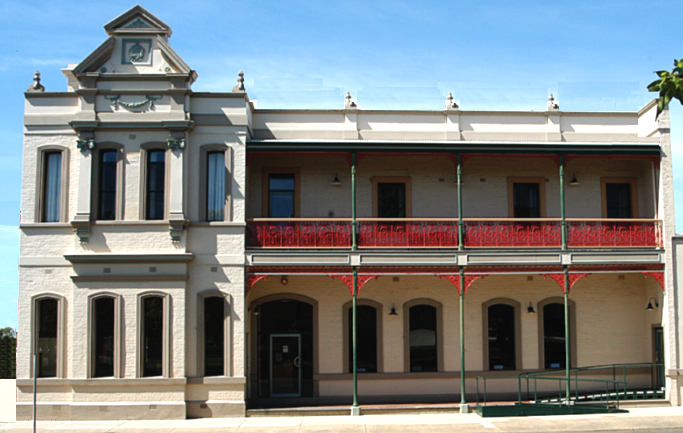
0;0;682;330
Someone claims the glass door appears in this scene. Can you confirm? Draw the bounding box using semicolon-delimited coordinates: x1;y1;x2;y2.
270;334;301;397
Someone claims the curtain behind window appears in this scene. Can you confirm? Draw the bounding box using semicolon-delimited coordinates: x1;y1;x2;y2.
43;152;61;222
207;152;225;221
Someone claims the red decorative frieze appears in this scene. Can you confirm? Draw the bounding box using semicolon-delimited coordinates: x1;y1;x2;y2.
330;274;380;294
464;274;485;293
438;274;462;293
541;272;590;293
643;272;666;291
567;220;662;248
569;273;590;291
247;219;352;248
463;219;561;247
358;220;458;248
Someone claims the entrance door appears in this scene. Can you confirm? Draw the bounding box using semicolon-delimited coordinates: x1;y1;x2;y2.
653;327;665;390
270;334;301;397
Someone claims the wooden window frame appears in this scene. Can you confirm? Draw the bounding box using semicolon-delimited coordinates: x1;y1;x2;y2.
197;290;232;377
372;176;412;218
91;144;125;221
139;144;170;221
537;297;577;370
601;177;638;218
137;292;171;378
482;298;522;371
507;177;546;218
403;298;444;373
31;293;66;378
199;144;232;222
35;145;69;223
342;299;384;374
262;168;300;218
87;292;123;378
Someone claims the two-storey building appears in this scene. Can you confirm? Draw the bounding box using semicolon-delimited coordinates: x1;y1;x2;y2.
16;5;682;420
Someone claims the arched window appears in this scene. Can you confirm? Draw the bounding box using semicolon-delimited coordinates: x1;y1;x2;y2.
202;295;229;376
36;146;68;223
538;298;576;369
139;294;169;377
145;149;166;220
404;300;443;373
98;149;118;220
36;297;59;377
484;299;521;371
343;302;381;373
93;297;115;377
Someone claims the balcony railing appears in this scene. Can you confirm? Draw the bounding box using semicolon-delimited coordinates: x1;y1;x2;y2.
463;218;562;248
357;218;459;248
247;219;352;248
566;219;663;248
246;218;663;248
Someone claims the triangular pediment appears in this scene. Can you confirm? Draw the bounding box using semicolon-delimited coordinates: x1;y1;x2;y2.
104;5;172;37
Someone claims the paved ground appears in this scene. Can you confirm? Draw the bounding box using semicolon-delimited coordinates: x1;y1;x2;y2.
1;407;683;433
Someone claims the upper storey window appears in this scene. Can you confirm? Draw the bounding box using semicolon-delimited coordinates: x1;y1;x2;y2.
372;177;412;218
98;150;118;220
508;177;546;218
42;152;62;222
206;151;226;221
268;173;295;218
602;178;638;218
146;150;165;220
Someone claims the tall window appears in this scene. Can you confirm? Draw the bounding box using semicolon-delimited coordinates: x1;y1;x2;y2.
142;296;164;377
42;152;62;222
146;150;165;220
206;151;225;221
36;298;58;377
605;184;633;218
409;305;437;372
508;177;545;218
93;297;115;377
268;173;295;218
601;178;638;218
372;177;412;218
347;305;377;373
543;303;566;369
99;150;117;220
488;303;516;370
204;297;225;376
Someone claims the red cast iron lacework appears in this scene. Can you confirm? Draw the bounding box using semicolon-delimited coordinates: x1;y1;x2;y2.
566;220;662;248
643;272;665;291
245;275;268;293
330;274;380;294
541;273;591;293
437;274;485;294
358;220;459;248
463;220;561;247
248;220;352;248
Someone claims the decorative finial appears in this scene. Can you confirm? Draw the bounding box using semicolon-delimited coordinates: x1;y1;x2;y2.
547;93;559;110
445;92;459;109
344;91;357;108
27;71;45;93
232;70;245;92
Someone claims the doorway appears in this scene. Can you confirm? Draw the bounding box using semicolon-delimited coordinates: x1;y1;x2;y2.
270;334;301;397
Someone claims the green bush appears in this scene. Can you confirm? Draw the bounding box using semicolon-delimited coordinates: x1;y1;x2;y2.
0;327;17;379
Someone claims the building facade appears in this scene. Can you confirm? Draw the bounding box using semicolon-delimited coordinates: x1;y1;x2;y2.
16;6;682;420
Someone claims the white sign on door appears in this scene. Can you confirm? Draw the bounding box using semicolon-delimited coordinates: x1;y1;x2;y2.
283;346;289;353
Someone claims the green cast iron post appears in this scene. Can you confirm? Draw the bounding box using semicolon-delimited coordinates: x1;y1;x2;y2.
459;266;466;405
457;154;463;251
563;266;571;404
560;154;567;250
352;267;358;408
351;152;357;251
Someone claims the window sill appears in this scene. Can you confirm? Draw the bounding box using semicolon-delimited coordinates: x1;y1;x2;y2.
191;221;246;228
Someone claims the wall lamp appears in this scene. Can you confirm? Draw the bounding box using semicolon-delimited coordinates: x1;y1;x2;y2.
646;297;659;311
281;276;288;285
331;173;341;186
389;303;399;316
526;302;536;314
569;174;580;186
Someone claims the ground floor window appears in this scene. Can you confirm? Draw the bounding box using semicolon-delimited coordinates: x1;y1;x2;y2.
347;304;378;373
487;302;517;371
142;296;164;377
92;296;115;377
36;297;59;378
408;304;438;372
204;296;225;376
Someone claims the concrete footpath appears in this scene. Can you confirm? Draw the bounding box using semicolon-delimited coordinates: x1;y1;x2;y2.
1;407;683;433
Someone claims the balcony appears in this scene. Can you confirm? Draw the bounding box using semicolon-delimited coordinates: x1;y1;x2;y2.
246;218;662;249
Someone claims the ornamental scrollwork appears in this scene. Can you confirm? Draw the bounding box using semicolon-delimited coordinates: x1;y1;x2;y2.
76;139;95;151
104;95;161;110
167;138;186;151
